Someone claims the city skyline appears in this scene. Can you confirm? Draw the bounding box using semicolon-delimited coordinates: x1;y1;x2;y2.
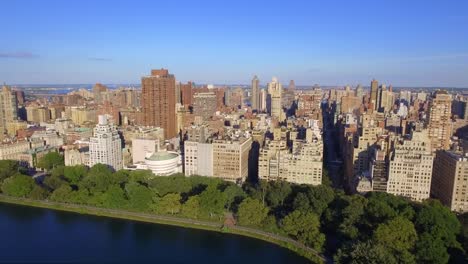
2;0;468;87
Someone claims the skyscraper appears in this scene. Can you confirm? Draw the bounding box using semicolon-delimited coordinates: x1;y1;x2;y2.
141;69;177;139
0;85;19;137
251;75;260;111
370;79;378;110
355;84;364;100
89;115;123;171
267;77;283;119
427;90;452;150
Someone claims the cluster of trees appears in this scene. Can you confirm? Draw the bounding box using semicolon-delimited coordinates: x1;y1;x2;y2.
0;153;467;263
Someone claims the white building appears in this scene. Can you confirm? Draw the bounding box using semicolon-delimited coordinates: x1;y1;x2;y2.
135;150;182;176
132;138;159;164
88;115;123;171
387;130;434;202
184;141;213;177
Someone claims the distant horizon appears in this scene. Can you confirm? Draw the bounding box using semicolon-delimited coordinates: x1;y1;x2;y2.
6;83;468;90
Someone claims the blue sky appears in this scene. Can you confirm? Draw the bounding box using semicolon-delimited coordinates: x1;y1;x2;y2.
1;0;467;87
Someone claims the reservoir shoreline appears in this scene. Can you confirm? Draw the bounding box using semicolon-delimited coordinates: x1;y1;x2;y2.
0;195;327;264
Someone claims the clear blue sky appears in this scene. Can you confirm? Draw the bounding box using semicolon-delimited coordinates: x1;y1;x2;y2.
1;0;468;87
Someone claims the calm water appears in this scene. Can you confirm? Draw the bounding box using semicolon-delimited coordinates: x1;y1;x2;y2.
0;203;309;263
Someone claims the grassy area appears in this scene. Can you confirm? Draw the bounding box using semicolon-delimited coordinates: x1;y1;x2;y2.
0;196;324;264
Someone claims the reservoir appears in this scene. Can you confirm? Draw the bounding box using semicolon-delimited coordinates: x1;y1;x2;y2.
0;203;310;263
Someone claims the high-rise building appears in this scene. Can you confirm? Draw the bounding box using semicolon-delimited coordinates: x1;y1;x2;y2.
193;92;217;119
386;130;434;201
259;89;267;112
0;85;19;136
141;69;177;139
212;136;252;183
89;115;123;171
267;77;283;119
251;75;260;111
355;84;364;99
427;90;452;150
432;150;468;213
180;81;194;108
259;127;323;185
370;79;378;110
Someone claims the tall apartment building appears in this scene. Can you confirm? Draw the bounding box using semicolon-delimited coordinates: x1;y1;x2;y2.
193;92;217;119
141;69;177;139
88;115;123;171
251;75;260;111
427;90;452;150
180;81;194;108
259;128;323;185
259;89;267;112
386;130;434;201
0;85;19;136
432;151;468;213
267;77;283;120
212;136;252;183
370;79;378;110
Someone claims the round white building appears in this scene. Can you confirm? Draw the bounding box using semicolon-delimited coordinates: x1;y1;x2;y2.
144;151;181;176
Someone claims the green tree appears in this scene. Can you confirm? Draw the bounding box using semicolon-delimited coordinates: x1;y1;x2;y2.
237;198;268;227
181;195;200;219
282;210;325;251
292;192;311;212
306;184;335;216
50;185;73;202
155;193;182;215
334;241;398;264
0;160;20;183
266;181;292;207
43;174;66;191
223;184;246;210
374;216;417;263
80;164;113;193
63;165;88;185
28;185;50;200
415;233;449;264
125;182;152;212
37;152;64;171
101;185;128;209
415;200;461;249
1;174;35;197
199;185;227;219
338;195;367;239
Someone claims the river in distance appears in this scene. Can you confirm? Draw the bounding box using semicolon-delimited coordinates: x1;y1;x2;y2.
0;203;310;263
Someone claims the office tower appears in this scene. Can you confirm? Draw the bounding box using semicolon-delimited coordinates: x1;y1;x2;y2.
89;115;123;171
432;150;468;212
141;69;177;139
181;81;194;108
0;85;19;136
356;84;364;99
212;136;252;183
259;89;267;112
193;92;217;119
93;83;108;103
267;77;283;119
427;90;452;150
288;80;296;91
251;75;260;110
370;79;378;110
386;130;434;201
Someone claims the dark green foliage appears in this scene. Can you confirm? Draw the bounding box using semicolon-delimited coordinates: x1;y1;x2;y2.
1;174;35;197
125;182;152;212
265;181;292;208
237;197;268;227
282;210;325;251
0;164;466;262
199;184;227;218
37;152;64;171
28;185;50;200
0;160;20;183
